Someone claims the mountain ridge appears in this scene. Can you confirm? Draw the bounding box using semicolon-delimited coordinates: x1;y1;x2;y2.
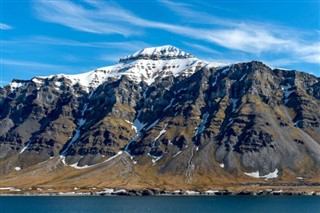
0;45;319;192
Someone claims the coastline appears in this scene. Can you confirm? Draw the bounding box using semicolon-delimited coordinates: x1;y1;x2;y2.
1;188;320;196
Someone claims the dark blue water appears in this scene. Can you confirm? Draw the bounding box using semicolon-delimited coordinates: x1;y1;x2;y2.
0;196;319;213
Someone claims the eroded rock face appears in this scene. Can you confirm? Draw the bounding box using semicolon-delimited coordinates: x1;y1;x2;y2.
0;46;319;182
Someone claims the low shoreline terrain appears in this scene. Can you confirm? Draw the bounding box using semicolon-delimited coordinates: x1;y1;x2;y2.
1;184;320;196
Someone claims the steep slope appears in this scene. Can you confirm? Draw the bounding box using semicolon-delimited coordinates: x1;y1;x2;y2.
0;45;319;191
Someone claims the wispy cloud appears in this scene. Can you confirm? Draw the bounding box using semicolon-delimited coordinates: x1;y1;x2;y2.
291;42;320;64
159;0;319;55
32;0;320;65
159;0;320;64
0;80;10;86
183;42;222;55
33;0;140;36
3;36;150;51
1;58;70;70
1;58;71;81
158;0;195;17
0;23;13;30
263;58;297;68
99;54;124;63
158;0;239;27
1;58;94;77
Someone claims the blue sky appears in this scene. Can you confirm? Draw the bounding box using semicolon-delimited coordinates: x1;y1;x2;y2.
1;0;319;86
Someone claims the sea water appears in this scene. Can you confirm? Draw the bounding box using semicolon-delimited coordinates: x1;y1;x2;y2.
0;196;319;213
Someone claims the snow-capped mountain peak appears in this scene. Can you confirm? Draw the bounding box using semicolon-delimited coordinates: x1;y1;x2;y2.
119;45;194;62
27;45;231;92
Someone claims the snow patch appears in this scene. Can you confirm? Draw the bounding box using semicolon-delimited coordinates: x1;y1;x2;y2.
281;84;294;104
61;129;80;156
148;154;162;165
60;103;88;157
174;88;187;95
81;103;88;116
173;151;182;157
185;190;200;195
146;119;160;131
58;192;76;195
263;169;279;179
173;190;181;194
32;78;44;85
125;119;132;124
103;151;123;163
14;167;21;171
154;125;167;142
205;190;219;195
244;169;279;180
54;81;62;87
77;118;86;126
88;91;94;99
125;109;146;154
114;189;127;194
227;118;234;127
20;141;32;154
132;109;146;133
164;98;175;111
103;188;115;194
37;46;207;92
123;45;192;60
194;112;209;136
69;162;94;170
219;66;231;74
68;151;124;169
0;187;21;191
60;156;67;166
230;98;238;112
239;73;247;81
211;76;218;87
244;171;260;178
10;81;25;91
142;87;149;99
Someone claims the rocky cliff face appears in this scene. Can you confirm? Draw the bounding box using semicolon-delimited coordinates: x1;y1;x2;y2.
0;45;319;189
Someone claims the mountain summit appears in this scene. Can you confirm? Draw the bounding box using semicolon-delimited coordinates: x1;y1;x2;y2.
21;45;206;90
119;45;195;62
0;45;319;192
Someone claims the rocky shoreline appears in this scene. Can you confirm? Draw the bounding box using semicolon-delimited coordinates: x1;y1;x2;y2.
1;188;319;196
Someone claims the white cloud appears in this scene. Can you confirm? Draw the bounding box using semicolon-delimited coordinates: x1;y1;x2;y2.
3;36;150;51
158;0;239;27
99;54;124;62
33;0;136;36
0;23;13;30
182;42;222;55
1;58;69;69
292;42;320;64
263;59;297;68
32;0;320;66
0;58;95;77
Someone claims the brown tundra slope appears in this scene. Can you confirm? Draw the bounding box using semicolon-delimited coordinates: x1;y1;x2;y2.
0;46;319;191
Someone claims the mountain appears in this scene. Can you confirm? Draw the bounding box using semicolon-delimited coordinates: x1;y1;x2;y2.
0;45;319;193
